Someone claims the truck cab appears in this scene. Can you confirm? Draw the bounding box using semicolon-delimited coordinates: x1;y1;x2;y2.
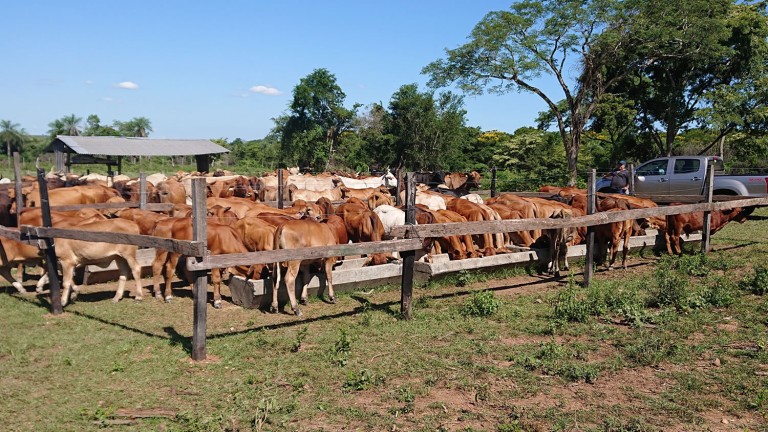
597;156;725;196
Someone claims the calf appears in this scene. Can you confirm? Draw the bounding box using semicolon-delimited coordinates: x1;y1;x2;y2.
544;209;575;277
594;207;633;270
272;218;339;316
665;206;751;255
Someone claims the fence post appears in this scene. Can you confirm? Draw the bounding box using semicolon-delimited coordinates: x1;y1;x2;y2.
400;172;416;320
701;164;715;253
583;169;597;287
139;173;148;210
13;152;22;226
277;168;284;209
36;168;63;315
191;178;208;361
395;169;403;206
628;163;635;195
491;166;497;198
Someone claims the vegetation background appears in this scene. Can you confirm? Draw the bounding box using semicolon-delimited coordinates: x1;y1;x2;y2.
4;0;768;189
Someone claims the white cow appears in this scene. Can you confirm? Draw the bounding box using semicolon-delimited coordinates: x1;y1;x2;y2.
336;173;397;189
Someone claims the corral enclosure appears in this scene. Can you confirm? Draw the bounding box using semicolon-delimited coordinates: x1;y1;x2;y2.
1;208;767;431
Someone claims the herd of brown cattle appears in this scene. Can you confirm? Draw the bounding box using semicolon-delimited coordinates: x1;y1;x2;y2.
0;169;753;316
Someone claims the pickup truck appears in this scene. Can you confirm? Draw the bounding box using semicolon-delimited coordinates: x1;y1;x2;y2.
596;156;768;197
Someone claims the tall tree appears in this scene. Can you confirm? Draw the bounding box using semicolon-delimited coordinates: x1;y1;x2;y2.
423;0;633;185
386;84;469;171
83;114;120;136
604;0;768;156
0;119;26;163
117;117;153;137
48;114;82;138
274;69;357;171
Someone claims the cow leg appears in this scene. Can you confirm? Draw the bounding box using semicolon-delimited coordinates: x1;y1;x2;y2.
325;258;335;303
299;264;311;305
0;267;25;293
284;261;301;316
112;258;129;303
60;262;75;307
163;253;182;302
36;271;48;293
621;230;631;269
608;235;619;270
271;263;282;313
561;243;570;274
151;249;169;300
211;268;222;309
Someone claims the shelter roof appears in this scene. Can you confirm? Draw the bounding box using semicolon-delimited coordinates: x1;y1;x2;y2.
48;135;229;156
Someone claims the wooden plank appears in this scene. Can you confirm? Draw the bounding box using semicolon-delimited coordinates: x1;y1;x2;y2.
13;152;22;225
20;226;205;256
401;172;417;320
583;170;596;287
702;164;715;252
37;168;62;315
139;173;147;210
186;238;423;271
0;226;22;241
388;197;768;238
191;178;208;362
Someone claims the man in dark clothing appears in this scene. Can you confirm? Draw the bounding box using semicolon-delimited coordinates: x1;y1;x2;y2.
604;160;630;194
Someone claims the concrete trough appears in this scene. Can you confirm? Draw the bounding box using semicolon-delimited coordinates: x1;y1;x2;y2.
228;257;408;309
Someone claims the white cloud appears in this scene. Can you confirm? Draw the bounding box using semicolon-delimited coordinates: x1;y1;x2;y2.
85;80;94;85
249;85;281;96
116;81;139;90
101;97;113;102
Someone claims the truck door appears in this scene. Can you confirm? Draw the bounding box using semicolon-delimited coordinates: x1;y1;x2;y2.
634;158;670;196
669;158;704;195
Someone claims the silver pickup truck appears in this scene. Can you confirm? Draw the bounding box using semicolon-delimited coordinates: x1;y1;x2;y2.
596;156;768;197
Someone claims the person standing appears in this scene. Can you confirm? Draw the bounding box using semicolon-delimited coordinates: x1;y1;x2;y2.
604;160;630;194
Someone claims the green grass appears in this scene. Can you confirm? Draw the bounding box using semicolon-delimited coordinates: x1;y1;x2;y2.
1;208;768;431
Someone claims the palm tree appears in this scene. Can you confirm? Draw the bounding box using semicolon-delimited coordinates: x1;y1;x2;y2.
129;117;152;137
48;114;82;138
0;119;26;166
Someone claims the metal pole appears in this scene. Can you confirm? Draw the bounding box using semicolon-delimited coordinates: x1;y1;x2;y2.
583;169;596;287
400;172;416;319
701;164;715;253
36;168;63;315
191;178;208;361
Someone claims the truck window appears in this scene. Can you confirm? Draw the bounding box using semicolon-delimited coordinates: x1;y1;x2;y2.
637;160;667;176
673;159;700;174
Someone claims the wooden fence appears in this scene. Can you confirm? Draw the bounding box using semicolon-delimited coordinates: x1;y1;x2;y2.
2;161;767;361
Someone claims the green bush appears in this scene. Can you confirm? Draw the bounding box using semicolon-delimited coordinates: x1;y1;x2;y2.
648;266;690;310
700;276;739;308
552;286;590;323
740;266;768;295
461;290;501;317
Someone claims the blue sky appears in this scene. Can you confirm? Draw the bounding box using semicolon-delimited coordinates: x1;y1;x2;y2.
1;1;564;141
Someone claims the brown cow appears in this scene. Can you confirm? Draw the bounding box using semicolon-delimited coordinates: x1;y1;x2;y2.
155;179;188;205
0;235;43;293
665;206;752;255
335;200;389;265
544;209;576;277
113;208;169;235
447;198;496;257
151;218;256;307
272;218;339;316
594;206;633;270
34;218;144;306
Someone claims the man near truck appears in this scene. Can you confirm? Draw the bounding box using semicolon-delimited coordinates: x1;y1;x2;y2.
604;160;630;194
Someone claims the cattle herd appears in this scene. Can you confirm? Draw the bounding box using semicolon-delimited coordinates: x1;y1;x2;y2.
0;168;754;316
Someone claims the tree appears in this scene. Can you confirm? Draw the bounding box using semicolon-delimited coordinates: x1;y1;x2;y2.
423;0;633;185
603;0;768;156
0;119;26;164
116;117;153;137
83;114;120;136
48;114;82;138
274;69;358;171
386;84;469;171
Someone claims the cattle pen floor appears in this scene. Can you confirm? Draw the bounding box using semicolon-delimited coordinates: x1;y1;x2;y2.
2;209;767;432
